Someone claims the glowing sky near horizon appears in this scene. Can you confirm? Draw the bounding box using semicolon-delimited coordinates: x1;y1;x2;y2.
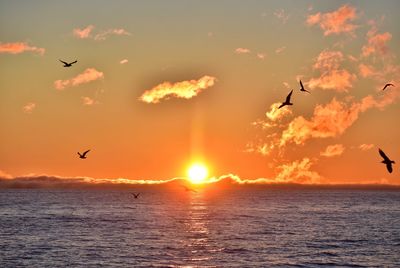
0;0;399;184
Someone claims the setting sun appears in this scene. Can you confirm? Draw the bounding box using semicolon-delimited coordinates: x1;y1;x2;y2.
187;163;208;184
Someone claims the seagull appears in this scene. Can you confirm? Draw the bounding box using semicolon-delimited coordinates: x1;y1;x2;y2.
131;193;140;199
378;148;395;173
278;90;293;109
77;149;90;159
59;59;77;67
299;80;310;93
382;83;394;91
181;185;197;193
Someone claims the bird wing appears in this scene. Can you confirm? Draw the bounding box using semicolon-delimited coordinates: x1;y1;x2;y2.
285;90;293;102
300;80;304;89
82;149;90;157
383;84;394;90
59;59;68;65
71;60;77;65
77;152;82;157
278;103;285;109
379;149;390;161
386;163;393;173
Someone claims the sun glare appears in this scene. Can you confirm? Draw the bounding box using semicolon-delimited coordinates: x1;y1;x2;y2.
187;163;208;184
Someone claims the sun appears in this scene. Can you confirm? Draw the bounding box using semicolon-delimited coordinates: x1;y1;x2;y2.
187;163;209;184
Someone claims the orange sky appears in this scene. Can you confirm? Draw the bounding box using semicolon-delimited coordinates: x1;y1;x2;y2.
0;1;399;185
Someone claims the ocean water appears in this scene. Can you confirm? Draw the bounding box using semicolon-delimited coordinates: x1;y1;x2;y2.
0;188;399;267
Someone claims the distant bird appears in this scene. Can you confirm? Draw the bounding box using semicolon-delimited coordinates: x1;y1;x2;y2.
299;80;310;93
278;90;294;109
131;193;140;199
382;83;394;91
181;185;197;193
59;59;77;67
77;149;90;159
378;148;395;173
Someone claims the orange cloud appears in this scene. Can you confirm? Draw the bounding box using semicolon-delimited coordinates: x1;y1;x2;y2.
235;48;251;54
257;53;266;60
73;25;94;39
362;26;392;57
266;102;292;122
306;4;357;36
54;68;104;90
73;25;130;41
320;144;345;157
81;96;98;106
308;50;356;92
22;102;36;114
275;158;321;184
0;42;45;55
359;144;374;151
275;46;286;54
358;63;376;78
139;75;217;103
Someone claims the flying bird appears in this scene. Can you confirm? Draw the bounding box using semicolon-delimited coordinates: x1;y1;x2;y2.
181;185;197;193
278;90;294;109
59;59;77;67
131;193;140;199
77;150;90;159
378;148;395;173
299;80;310;93
382;83;394;91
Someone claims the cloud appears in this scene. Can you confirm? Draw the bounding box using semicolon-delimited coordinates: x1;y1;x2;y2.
139;75;217;103
0;170;12;179
73;25;130;41
275;158;321;184
81;96;98;106
274;9;290;24
362;21;392;57
358;63;377;78
306;4;357;36
73;25;94;39
94;28;131;41
54;68;104;90
22;102;36;113
275;46;286;54
119;59;128;64
320;144;345;157
0;42;45;55
266;102;292;122
307;50;356;92
257;53;266;60
359;144;374;151
235;47;251;54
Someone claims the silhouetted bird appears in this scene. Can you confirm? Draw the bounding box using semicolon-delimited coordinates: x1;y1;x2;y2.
77;150;90;159
378;148;395;173
299;80;310;93
59;59;77;67
131;193;140;199
278;90;293;109
382;83;394;91
181;185;197;193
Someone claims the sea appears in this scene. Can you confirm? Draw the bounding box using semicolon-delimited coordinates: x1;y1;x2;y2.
1;187;399;267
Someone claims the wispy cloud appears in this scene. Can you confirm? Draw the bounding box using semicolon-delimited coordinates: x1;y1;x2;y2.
22;102;36;114
320;144;345;157
306;4;358;36
0;42;45;55
73;25;94;39
81;96;99;106
73;25;131;41
362;20;392;58
54;68;104;90
359;144;374;151
139;75;217;104
119;59;128;64
275;46;286;54
256;53;266;60
308;50;356;92
274;9;290;24
235;47;251;54
275;158;321;184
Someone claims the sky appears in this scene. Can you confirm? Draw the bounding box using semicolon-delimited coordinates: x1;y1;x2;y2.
1;0;399;185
